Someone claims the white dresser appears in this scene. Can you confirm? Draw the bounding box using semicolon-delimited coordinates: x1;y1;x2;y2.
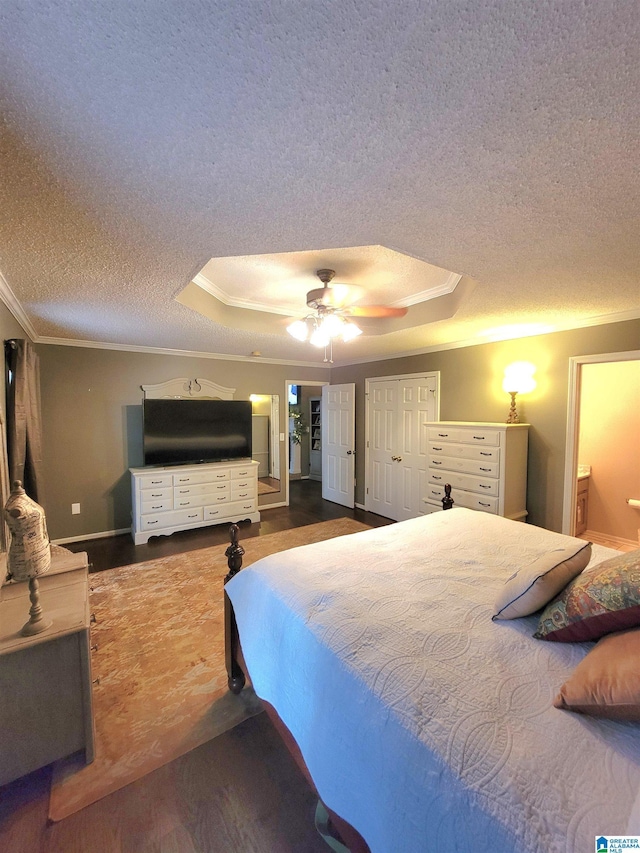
423;422;529;520
130;459;260;545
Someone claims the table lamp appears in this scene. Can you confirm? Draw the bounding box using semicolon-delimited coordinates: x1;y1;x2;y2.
502;362;536;424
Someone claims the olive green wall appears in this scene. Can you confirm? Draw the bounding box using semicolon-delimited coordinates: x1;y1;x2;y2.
37;345;329;540
28;317;640;540
331;318;640;532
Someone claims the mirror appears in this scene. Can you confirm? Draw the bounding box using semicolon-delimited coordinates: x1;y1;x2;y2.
251;394;281;504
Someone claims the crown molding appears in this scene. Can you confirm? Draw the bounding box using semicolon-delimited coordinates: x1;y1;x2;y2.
333;307;640;367
192;272;294;316
0;269;39;340
35;335;331;368
389;272;462;308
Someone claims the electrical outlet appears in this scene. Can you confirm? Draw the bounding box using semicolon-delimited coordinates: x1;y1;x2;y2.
72;503;81;515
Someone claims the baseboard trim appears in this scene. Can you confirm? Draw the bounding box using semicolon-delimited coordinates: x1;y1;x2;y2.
583;530;639;551
259;501;288;511
52;527;131;545
355;502;366;510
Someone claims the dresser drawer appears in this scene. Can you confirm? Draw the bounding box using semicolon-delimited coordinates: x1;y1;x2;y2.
231;481;256;500
141;507;204;530
429;457;499;478
173;469;230;486
138;473;173;490
203;497;255;521
140;485;173;501
428;442;501;463
175;487;231;510
231;466;256;480
427;427;501;447
424;485;499;515
430;470;499;497
173;482;230;500
141;495;173;513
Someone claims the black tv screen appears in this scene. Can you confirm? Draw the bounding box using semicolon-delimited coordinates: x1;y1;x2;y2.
143;399;252;466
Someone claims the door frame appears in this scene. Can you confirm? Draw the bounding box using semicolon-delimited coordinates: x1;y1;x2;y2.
561;350;640;535
363;371;440;514
284;379;329;508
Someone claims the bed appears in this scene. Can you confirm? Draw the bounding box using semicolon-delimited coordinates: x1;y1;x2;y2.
223;507;640;853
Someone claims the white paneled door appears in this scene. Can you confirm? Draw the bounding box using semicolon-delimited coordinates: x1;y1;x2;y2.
322;383;355;508
366;374;438;521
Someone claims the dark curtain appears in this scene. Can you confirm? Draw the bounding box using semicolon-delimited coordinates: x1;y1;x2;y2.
4;339;45;505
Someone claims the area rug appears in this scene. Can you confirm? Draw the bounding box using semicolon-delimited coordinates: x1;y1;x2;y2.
48;517;371;821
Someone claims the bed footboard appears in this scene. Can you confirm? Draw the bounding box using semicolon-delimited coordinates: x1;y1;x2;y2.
224;523;246;694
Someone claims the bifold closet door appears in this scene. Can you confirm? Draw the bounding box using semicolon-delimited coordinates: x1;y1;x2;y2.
367;376;437;521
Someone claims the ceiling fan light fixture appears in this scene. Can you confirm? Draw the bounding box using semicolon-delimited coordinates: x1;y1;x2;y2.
319;313;345;338
286;319;309;342
310;325;331;348
341;321;362;342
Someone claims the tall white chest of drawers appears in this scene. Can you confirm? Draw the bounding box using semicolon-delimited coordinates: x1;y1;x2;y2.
130;459;260;545
423;422;529;520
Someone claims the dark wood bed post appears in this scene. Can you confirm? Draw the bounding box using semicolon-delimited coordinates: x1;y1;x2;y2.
442;483;454;510
224;523;246;694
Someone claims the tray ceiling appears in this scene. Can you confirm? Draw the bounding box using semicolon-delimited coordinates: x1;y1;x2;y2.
0;1;638;365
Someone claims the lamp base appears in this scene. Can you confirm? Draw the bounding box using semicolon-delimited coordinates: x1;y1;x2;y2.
20;576;53;636
21;615;53;636
505;391;520;424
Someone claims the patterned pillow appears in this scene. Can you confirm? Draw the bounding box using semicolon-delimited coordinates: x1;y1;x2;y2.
534;549;640;642
554;628;640;720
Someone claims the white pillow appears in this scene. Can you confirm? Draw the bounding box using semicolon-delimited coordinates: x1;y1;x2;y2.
493;541;592;620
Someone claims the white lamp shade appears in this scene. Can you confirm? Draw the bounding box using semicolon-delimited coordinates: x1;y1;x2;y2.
310;327;331;347
342;322;362;341
286;319;309;342
502;361;537;394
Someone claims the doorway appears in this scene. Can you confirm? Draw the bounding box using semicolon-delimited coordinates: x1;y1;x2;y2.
285;380;328;506
563;351;640;548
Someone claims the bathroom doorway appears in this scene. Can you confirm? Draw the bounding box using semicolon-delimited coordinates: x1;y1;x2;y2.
563;352;640;549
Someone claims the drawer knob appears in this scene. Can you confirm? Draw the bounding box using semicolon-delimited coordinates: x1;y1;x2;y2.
90;613;97;624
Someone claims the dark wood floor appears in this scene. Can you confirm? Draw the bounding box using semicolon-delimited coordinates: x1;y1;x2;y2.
65;479;392;573
0;480;391;852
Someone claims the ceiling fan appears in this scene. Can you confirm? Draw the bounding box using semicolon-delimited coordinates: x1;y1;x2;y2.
305;268;408;318
286;269;408;359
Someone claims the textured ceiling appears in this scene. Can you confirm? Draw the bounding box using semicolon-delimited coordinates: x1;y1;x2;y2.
0;1;638;366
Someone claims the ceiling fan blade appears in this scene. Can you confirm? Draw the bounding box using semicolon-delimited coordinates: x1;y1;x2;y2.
347;305;408;318
306;284;364;310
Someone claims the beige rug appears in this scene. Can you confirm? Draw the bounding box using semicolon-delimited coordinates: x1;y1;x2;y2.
49;517;371;821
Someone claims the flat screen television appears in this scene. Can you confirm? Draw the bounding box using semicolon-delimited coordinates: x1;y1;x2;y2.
143;399;252;466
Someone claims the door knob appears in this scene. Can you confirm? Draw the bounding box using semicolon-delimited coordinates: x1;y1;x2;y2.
347;450;353;455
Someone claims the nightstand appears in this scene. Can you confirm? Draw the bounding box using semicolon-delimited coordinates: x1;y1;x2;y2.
0;547;94;786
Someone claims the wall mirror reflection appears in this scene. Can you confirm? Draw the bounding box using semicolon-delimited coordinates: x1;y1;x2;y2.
251;394;281;503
